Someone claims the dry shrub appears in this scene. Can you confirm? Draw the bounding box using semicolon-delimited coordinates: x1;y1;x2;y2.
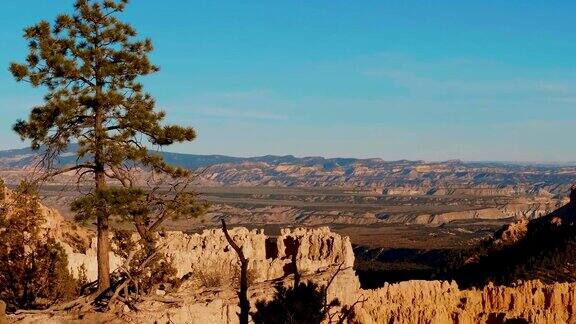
111;230;180;295
252;281;329;324
0;182;80;312
192;261;256;289
231;263;257;289
193;265;226;288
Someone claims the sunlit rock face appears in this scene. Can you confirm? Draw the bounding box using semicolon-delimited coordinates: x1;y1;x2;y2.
66;226;354;283
169;226;353;282
355;280;576;324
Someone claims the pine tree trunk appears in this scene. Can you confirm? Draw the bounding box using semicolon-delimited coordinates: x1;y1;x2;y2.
95;166;110;292
96;213;110;291
94;77;110;291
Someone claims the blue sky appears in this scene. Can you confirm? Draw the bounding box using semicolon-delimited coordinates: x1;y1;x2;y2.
1;1;575;162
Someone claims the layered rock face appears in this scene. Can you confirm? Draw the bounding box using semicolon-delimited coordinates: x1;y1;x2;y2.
66;226;354;283
201;195;562;227
381;199;559;225
192;159;576;197
161;226;354;282
355;280;576;324
4;148;576;197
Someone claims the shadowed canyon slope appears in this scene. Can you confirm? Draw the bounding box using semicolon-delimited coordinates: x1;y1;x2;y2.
450;187;576;287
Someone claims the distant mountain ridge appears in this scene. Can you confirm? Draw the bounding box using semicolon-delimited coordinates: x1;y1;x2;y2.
1;146;575;196
2;145;575;168
0;145;388;170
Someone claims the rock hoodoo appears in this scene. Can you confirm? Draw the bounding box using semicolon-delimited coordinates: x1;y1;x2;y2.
64;226;354;284
353;279;576;324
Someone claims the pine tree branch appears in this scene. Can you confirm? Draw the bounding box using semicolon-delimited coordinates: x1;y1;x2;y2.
36;164;95;182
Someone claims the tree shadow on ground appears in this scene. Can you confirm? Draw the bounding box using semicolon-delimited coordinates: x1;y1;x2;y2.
252;281;331;324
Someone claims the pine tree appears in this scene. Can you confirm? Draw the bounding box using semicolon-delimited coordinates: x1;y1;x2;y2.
9;0;196;292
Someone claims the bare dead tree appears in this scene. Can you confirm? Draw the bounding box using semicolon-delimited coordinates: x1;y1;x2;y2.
143;175;207;237
221;219;250;324
106;243;183;310
283;235;301;288
323;262;368;324
334;296;368;324
323;262;345;313
288;238;365;323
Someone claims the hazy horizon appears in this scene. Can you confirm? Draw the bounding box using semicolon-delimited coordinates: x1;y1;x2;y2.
1;1;575;162
2;144;576;165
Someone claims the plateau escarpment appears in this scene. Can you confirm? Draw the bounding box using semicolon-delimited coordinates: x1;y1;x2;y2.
2;147;574;231
201;196;562;226
2;147;575;197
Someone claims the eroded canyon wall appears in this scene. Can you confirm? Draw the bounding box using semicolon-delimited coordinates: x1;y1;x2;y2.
356;280;576;324
64;226;354;283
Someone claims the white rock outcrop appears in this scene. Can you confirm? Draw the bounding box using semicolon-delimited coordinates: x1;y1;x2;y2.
355;279;576;324
67;226;354;284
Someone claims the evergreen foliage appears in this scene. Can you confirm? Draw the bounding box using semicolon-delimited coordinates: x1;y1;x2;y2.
9;0;198;291
71;186;208;245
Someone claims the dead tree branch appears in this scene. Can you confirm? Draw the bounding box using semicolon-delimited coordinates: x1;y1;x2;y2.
221;219;249;324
